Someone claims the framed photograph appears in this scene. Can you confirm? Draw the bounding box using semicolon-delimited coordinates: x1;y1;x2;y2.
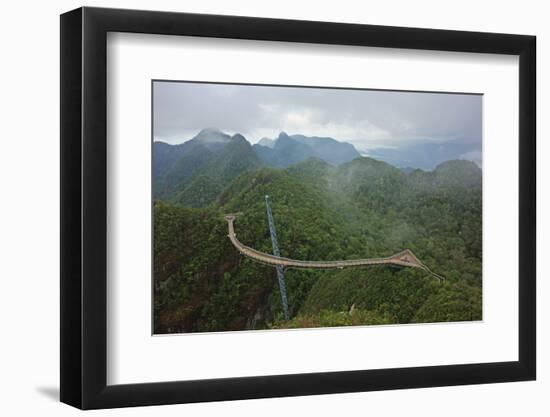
60;7;536;409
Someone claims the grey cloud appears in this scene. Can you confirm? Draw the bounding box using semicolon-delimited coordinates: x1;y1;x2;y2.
153;81;482;166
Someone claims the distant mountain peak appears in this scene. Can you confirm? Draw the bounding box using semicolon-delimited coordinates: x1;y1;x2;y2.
343;155;383;168
153;129;261;202
191;128;232;152
363;141;482;171
230;133;248;144
197;127;223;135
254;132;361;167
417;159;483;189
435;159;481;174
258;137;275;148
277;131;290;140
194;128;230;144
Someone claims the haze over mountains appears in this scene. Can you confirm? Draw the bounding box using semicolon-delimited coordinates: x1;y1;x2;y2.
153;128;481;206
253;132;360;167
154;128;261;201
152;81;484;333
364;141;482;171
153;128;482;333
154;128;359;201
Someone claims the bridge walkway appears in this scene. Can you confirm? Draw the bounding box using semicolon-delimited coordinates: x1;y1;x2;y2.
224;214;444;280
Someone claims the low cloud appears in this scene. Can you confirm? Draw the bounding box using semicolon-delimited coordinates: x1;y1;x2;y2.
153;81;482;168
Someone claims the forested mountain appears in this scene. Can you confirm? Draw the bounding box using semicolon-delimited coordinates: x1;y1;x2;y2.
154;129;262;205
153;135;482;333
154;130;362;205
153;128;360;207
253;132;316;168
253;132;360;167
290;134;361;165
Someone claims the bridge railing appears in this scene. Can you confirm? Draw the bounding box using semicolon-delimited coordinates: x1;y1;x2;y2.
225;215;444;280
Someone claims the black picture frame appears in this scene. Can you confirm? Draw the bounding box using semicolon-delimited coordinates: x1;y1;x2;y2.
60;6;536;410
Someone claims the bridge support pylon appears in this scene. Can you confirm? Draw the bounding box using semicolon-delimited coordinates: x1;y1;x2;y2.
265;195;290;320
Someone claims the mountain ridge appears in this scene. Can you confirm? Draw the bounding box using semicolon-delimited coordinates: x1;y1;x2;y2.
154;149;482;333
154;129;482;207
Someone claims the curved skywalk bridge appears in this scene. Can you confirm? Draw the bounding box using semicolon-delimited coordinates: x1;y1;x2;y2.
225;214;444;280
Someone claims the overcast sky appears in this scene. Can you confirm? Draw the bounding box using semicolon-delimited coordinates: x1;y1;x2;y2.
153;81;482;162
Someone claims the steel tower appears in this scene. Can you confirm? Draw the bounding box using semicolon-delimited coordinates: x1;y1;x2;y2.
265;195;290;320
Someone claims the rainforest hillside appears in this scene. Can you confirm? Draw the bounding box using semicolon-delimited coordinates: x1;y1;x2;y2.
153;131;482;333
